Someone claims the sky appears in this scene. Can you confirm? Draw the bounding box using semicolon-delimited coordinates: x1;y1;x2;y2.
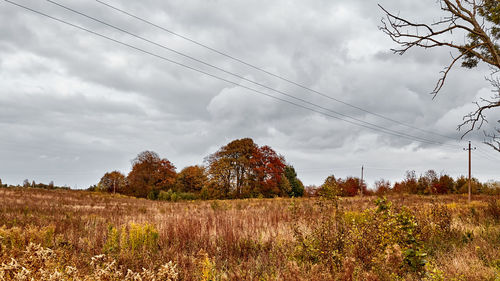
1;0;499;189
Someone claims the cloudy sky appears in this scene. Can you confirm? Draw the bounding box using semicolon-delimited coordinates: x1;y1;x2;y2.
1;0;499;189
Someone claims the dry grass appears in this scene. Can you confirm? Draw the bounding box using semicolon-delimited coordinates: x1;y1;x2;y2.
0;188;499;280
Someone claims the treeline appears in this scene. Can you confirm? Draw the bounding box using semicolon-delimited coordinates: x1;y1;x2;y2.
89;138;305;200
313;170;500;197
0;178;70;190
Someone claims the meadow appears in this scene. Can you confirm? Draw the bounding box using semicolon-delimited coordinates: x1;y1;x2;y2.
0;188;499;280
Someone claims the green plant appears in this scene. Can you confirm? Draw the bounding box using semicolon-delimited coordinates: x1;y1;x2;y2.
104;222;159;255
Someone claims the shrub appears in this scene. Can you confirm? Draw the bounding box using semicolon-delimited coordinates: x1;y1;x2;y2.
104;222;159;255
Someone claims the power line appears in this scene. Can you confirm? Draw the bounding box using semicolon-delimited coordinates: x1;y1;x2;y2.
95;0;463;143
475;147;500;163
4;0;459;148
45;0;457;147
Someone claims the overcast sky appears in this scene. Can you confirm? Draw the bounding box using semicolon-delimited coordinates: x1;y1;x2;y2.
1;0;499;189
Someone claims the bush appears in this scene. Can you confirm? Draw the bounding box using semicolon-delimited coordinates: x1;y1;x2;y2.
157;190;197;201
293;197;428;279
104;222;159;255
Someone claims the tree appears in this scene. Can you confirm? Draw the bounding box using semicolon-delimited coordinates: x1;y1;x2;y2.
320;175;363;197
341;177;362;197
380;1;500;149
283;165;305;197
250;145;287;197
374;179;392;195
393;170;418;194
206;138;257;197
98;171;127;193
320;175;341;198
23;179;30;188
436;174;456;194
205;138;287;198
175;165;208;193
127;151;176;198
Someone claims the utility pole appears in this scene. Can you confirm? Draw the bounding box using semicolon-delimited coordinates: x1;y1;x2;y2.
360;165;364;196
463;141;476;203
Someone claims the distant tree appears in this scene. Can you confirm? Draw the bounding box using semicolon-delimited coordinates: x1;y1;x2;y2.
374;179;391;195
98;171;127;193
320;175;340;198
320;175;363;197
283;165;305;197
127;151;176;198
0;178;2;187
23;179;30;188
250;146;286;197
206;138;287;198
341;177;362;197
456;176;483;194
48;181;54;189
436;174;455;194
483;180;500;195
304;185;319;197
175;165;208;193
206;138;257;198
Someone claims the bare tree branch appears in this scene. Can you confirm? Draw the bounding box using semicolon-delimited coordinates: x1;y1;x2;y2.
379;0;500;149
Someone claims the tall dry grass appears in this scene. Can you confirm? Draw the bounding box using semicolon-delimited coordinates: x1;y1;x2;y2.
0;188;498;280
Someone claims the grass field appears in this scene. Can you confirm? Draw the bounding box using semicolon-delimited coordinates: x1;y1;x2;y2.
0;188;499;280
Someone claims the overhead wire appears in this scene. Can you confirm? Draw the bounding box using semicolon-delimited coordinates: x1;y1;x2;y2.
95;0;464;143
4;0;462;148
476;146;500;162
44;0;458;148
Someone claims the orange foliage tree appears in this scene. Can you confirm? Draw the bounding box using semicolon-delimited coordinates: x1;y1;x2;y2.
175;165;208;193
206;138;288;198
126;151;176;198
98;171;126;193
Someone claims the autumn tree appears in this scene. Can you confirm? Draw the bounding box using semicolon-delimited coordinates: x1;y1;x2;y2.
97;171;127;193
393;170;418;194
175;165;208;193
319;175;341;198
127;151;176;198
436;174;456;194
340;177;363;197
380;0;500;149
249;145;286;197
206;138;256;197
206;138;287;198
319;175;364;197
374;179;392;195
456;175;484;193
416;170;439;194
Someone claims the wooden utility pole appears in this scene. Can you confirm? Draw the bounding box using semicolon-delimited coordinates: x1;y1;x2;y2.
360;165;364;196
463;141;476;203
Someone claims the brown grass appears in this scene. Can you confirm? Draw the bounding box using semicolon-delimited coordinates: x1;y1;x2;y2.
0;188;498;280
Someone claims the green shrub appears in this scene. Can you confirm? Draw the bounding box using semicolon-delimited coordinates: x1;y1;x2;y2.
104;222;159;255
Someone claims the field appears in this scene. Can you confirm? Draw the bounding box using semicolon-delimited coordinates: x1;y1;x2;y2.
0;188;499;280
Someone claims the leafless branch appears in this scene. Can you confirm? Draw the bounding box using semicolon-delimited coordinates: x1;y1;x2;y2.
379;0;500;144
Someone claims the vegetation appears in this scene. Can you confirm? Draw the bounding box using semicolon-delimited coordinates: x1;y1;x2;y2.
0;188;498;280
85;138;303;200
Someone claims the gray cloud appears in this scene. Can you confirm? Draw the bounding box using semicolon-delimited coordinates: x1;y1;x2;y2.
0;0;498;188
